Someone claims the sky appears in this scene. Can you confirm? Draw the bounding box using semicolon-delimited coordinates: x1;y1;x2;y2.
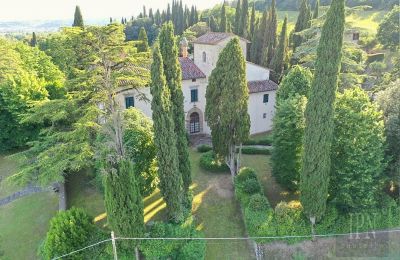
0;0;222;21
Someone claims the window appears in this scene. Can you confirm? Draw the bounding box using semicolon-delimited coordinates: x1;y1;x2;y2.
263;113;267;119
353;33;359;41
125;96;134;108
192;78;196;82
263;94;269;103
202;51;206;62
189;112;200;134
191;89;198;102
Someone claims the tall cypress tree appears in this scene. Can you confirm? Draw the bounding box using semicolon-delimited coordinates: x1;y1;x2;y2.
190;6;196;26
137;27;149;52
159;22;192;210
150;43;183;222
149;8;154;23
206;37;250;176
270;16;288;82
209;15;219;32
313;0;320;19
220;3;228;32
251;11;267;65
262;0;277;67
30;32;37;47
249;3;256;39
234;0;241;34
239;0;249;37
72;5;84;27
143;6;147;17
293;0;312;48
301;0;345;223
167;4;171;21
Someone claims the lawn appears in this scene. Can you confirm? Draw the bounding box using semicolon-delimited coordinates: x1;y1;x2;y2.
0;154;20;198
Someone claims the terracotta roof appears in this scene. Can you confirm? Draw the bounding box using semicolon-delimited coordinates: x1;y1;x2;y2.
192;32;250;45
248;80;278;93
179;57;206;80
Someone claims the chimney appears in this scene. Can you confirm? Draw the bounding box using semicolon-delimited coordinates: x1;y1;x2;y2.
179;37;188;58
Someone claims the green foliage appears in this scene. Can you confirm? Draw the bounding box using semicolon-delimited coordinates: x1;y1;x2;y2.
123;108;157;197
220;4;228;33
234;0;241;34
72;6;84;27
243;178;262;194
330;87;386;211
150;42;183;222
276;65;312;103
41;208;96;259
293;0;312;48
196;144;212;153
239;0;249;38
377;5;400;49
261;0;278;66
272;95;307;191
235;167;258;183
241;147;271;155
125;18;159;44
137;27;149;52
30;32;37;47
301;0;345;220
205;37;250;159
209;15;219;32
199;151;229;173
366;53;385;64
313;0;320;19
177;239;206;260
248;194;270;211
242;136;273;146
270;15;288;82
159;22;192;208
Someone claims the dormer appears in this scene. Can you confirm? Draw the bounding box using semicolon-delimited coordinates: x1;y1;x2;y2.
192;32;250;77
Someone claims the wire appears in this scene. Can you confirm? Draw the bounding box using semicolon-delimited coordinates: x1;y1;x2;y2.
51;229;400;259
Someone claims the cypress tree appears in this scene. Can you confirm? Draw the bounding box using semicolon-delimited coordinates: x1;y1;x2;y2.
190;6;196;26
30;32;37;47
194;7;199;23
159;22;192;210
150;43;183;222
276;65;312;103
143;6;147;17
137;27;149;52
149;8;154;23
72;5;84;27
220;3;228;32
167;4;171;21
251;11;267;65
234;0;241;34
209;15;219;32
239;0;249;37
155;9;161;25
313;0;320;19
261;0;277;67
301;0;345;222
293;0;312;48
249;3;256;39
270;16;288;82
205;37;250;175
104;159;144;251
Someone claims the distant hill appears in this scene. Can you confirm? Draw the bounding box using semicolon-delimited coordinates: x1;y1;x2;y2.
0;19;108;33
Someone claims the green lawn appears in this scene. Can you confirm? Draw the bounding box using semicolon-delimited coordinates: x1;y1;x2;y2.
0;192;58;260
0;154;20;198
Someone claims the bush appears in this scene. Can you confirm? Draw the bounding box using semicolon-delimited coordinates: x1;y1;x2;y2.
241;147;271;155
243;178;262;194
235;167;257;183
366;53;385;64
248;194;270;211
196;144;212;153
177;239;206;260
243;135;273;146
199;151;229;173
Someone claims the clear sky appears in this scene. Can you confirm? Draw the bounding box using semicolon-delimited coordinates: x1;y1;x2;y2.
0;0;222;21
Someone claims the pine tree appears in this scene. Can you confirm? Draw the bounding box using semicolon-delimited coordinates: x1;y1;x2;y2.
234;0;241;34
104;159;144;251
239;0;249;37
249;3;256;39
159;22;192;211
72;5;84;27
206;37;250;176
209;15;219;32
150;43;183;222
293;0;312;48
313;0;320;19
270;16;288;82
330;87;386;212
30;32;37;47
137;27;149;52
220;3;227;32
301;0;345;223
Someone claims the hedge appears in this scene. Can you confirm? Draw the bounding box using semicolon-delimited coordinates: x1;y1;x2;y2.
241;147;271;155
366;53;385;64
196;144;213;153
243;135;273;146
199;151;229;173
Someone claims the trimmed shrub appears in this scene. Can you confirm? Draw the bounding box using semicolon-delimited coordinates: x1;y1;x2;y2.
235;167;257;183
197;144;212;153
243;135;273;146
243;178;262;194
366;53;384;64
248;194;270;211
241;147;271;155
199;151;229;173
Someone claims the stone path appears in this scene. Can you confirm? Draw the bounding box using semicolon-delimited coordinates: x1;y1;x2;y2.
0;185;49;207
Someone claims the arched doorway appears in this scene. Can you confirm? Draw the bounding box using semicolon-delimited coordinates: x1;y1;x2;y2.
189;112;200;134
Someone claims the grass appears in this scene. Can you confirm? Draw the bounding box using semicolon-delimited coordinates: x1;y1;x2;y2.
0;192;58;260
0;154;20;198
347;10;388;34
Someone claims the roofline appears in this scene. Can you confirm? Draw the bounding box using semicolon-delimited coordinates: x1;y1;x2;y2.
192;33;251;45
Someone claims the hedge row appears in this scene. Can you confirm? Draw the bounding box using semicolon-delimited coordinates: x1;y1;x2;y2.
243;135;273;146
234;168;400;245
196;144;212;153
241;147;271;155
366;53;385;64
199;151;229;173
